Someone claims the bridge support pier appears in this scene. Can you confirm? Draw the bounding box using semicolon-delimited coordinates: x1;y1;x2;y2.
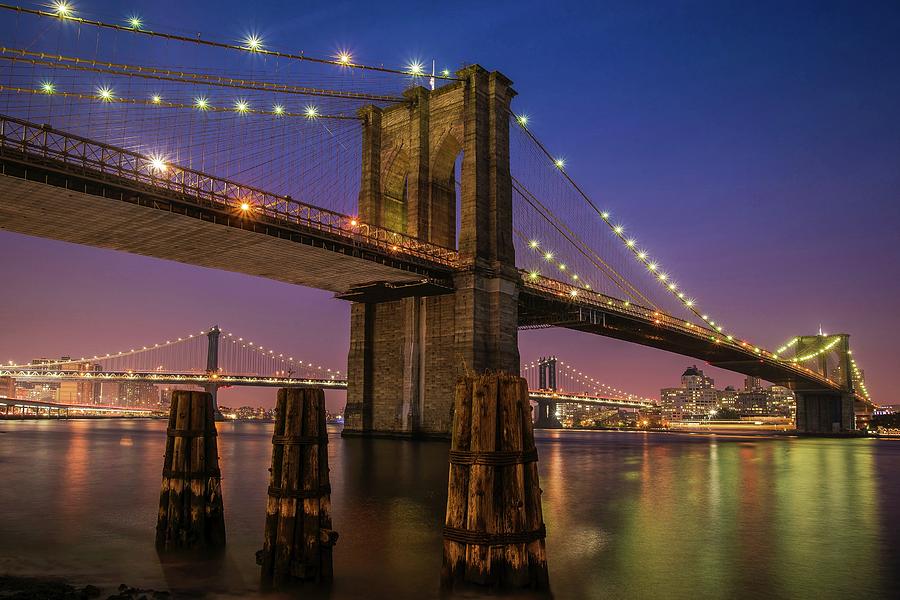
343;66;520;439
442;373;549;591
258;388;337;588
534;399;562;429
795;392;856;434
155;391;226;551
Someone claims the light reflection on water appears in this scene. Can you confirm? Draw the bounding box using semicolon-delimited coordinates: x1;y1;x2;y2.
0;420;898;599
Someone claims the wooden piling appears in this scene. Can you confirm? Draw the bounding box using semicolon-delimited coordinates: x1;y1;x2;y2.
155;391;226;551
258;388;337;589
441;373;549;591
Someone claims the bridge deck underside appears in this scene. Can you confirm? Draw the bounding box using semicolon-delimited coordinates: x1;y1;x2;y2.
520;290;842;394
0;156;449;294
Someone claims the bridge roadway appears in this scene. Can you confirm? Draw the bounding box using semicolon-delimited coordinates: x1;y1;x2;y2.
0;115;863;405
1;369;650;409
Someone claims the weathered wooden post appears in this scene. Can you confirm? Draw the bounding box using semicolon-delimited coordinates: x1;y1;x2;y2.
441;373;549;591
258;388;337;589
155;390;226;551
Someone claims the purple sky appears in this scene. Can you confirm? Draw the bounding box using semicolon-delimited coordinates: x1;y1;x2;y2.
1;0;898;411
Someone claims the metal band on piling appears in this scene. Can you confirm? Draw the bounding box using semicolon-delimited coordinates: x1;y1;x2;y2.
442;524;547;547
448;448;538;466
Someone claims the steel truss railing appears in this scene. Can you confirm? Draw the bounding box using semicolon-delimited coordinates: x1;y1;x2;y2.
522;272;858;398
0;114;458;268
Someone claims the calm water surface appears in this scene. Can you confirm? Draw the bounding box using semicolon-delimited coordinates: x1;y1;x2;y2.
1;419;899;599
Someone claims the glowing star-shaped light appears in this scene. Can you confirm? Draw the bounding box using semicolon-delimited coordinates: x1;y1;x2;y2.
304;105;319;119
127;15;142;29
272;104;285;116
516;114;529;126
148;155;167;173
234;99;250;114
544;251;554;261
239;202;251;212
528;240;539;249
626;239;636;247
569;289;578;297
51;1;73;18
601;211;610;220
96;86;114;102
151;94;162;104
441;68;450;77
406;60;425;76
336;51;352;65
40;81;55;94
648;262;658;271
613;225;624;235
528;271;539;280
554;158;566;169
194;96;209;110
637;251;647;260
242;34;263;52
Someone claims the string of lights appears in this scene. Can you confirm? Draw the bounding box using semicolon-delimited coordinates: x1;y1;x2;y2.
512;112;728;335
0;49;406;103
3;327;215;368
0;83;359;119
217;329;342;378
0;2;459;80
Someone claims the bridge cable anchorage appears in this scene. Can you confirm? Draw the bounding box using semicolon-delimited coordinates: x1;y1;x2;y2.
0;3;462;80
0;49;406;104
510;108;731;334
0;83;361;120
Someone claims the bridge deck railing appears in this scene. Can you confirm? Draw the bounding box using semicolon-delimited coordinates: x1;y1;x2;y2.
522;273;848;394
0;114;459;268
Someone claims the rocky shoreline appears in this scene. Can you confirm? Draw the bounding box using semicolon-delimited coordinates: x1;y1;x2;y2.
0;577;173;600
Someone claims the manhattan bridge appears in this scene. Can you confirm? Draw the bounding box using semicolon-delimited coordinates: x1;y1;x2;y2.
0;2;873;435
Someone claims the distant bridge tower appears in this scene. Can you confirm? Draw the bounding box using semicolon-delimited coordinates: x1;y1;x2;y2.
793;333;856;434
535;356;562;429
205;325;221;412
343;65;520;439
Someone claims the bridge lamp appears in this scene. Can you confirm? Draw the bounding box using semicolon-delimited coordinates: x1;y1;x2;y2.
304;105;320;119
554;158;566;169
559;264;566;271
51;1;74;18
601;212;610;220
528;271;539;280
647;262;658;271
148;156;167;173
637;251;647;260
336;51;353;65
543;251;554;261
272;104;285;116
569;289;578;298
516;114;529;126
127;15;143;29
242;34;264;52
350;219;358;226
234;99;250;114
613;225;624;235
96;86;114;102
194;96;210;110
240;201;252;212
150;94;162;104
406;60;425;76
528;240;540;249
441;69;451;77
626;239;636;247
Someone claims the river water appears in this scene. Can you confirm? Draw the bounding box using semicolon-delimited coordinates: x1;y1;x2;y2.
1;419;898;599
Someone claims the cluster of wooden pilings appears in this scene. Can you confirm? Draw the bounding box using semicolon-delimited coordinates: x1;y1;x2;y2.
154;374;548;593
155;391;226;551
441;373;550;591
257;388;337;589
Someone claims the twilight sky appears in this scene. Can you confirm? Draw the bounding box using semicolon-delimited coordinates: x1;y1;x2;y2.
0;0;898;410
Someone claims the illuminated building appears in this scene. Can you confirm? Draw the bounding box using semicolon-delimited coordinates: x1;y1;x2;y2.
0;376;14;398
119;381;158;407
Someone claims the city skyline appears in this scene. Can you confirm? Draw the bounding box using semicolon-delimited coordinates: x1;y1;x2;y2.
0;0;897;411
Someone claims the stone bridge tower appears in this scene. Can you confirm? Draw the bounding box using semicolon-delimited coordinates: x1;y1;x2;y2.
342;65;520;438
